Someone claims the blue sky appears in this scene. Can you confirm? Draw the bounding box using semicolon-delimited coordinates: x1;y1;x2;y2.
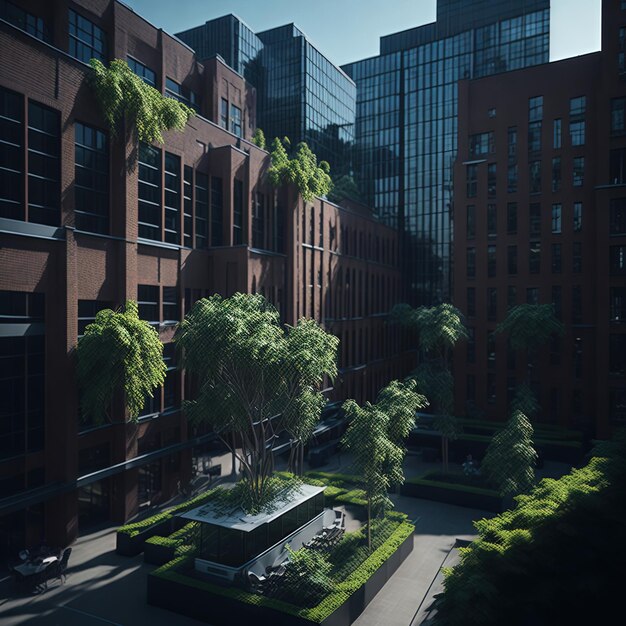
124;0;602;67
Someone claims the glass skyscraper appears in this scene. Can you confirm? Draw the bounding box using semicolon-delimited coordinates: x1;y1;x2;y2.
342;0;550;304
177;18;356;175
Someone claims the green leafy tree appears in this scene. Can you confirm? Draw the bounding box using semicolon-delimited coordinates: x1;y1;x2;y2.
175;293;338;509
392;303;467;472
327;174;362;204
268;137;332;201
251;128;266;149
342;379;427;549
433;431;626;626
76;301;167;424
88;58;194;145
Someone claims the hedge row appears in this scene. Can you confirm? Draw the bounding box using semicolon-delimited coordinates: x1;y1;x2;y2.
151;518;415;623
145;521;199;549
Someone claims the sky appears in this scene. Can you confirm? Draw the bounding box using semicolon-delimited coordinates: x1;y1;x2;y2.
123;0;602;67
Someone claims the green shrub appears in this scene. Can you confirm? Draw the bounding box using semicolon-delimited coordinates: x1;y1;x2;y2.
335;489;367;507
304;471;361;486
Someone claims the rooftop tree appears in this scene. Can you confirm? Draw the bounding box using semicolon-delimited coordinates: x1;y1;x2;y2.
392;303;467;472
342;379;427;550
175;293;338;510
76;301;167;424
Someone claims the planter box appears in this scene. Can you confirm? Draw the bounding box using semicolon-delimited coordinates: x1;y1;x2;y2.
147;532;414;626
144;540;177;565
401;480;509;513
116;518;173;556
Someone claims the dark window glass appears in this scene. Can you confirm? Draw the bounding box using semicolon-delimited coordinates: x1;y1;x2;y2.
572;286;583;323
610;149;626;185
507;245;517;275
164;152;180;244
507;164;518;193
488;163;496;197
162;287;178;322
0;291;44;324
529;241;541;273
573;242;582;273
127;56;156;86
529;96;543;122
75;122;109;234
163;343;178;411
165;78;198;111
552;243;562;273
611;98;626;134
78;300;111;337
528;121;541;152
610;336;626;375
211;176;223;246
570;120;585;146
507;202;517;234
550;335;561;366
469;132;493;158
551;203;561;233
252;192;265;249
487;245;496;277
487;204;497;236
553;119;562;149
138;285;159;325
527;287;539;305
467;164;477;198
610;198;626;235
220;99;228;129
183;166;193;248
487;372;496;405
467;287;475;317
0;86;23;220
610;388;626;422
610;245;626;275
78;442;110;475
487;288;497;321
551;157;561;192
507;126;517;162
138;143;161;240
28;101;60;226
529;202;541;237
467;327;475;363
529;160;541;193
570;96;586;118
573;157;584;187
68;9;107;63
466;205;475;239
507;285;517;309
610;287;626;323
552;286;562;320
574;202;582;232
194;171;208;249
0;0;50;42
230;104;242;137
233;179;243;245
466;247;476;278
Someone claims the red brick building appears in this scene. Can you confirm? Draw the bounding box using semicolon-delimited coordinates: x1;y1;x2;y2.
0;0;409;554
453;0;626;439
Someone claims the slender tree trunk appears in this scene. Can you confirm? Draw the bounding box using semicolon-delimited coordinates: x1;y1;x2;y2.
231;431;237;475
299;442;305;476
367;498;372;552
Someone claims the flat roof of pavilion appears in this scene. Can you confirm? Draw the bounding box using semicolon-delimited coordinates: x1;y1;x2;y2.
180;483;326;532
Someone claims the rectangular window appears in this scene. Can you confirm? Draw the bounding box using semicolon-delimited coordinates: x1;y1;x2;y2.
573;242;582;273
552;286;562;319
1;0;49;42
507;285;517;309
138;285;159;325
529;202;541;237
127;56;156;86
487;333;496;369
551;157;561;192
553;119;562;149
220;99;228;130
507;202;517;234
162;287;179;323
230;104;242;137
529;241;541;273
610;388;626;423
612;98;626;134
610;198;626;234
164;152;180;245
252;192;265;249
610;337;626;376
611;287;626;322
466;164;477;198
527;287;539;305
610;245;626;275
570;96;586;118
194;171;208;248
467;247;476;278
467;287;475;317
572;286;583;323
487;204;497;236
575;338;583;376
488;245;496;277
233;179;243;245
507;245;517;275
183;166;192;247
467;327;475;363
469;132;494;158
487;372;496;405
487;288;497;321
0;86;23;220
488;163;496;197
610;148;626;184
28;101;60;226
163;343;178;411
550;335;561;366
165;78;197;111
570;120;585;146
78;300;110;337
68;9;107;63
529;160;541;193
529;95;543;122
466;205;475;239
75;122;109;234
138;143;161;241
573;157;584;187
211;176;223;246
551;203;562;233
528;121;542;152
574;202;583;232
507;164;518;193
552;243;562;273
507;126;517;162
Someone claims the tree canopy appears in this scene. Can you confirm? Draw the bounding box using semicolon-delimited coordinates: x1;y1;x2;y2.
327;174;362;204
268;137;332;201
76;301;167;423
495;303;564;353
251;128;266;149
88;58;194;144
175;293;338;508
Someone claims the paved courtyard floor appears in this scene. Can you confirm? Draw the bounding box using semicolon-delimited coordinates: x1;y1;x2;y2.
0;456;572;626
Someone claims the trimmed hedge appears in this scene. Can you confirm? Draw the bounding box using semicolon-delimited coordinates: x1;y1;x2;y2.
144;522;199;565
303;471;361;486
149;519;415;624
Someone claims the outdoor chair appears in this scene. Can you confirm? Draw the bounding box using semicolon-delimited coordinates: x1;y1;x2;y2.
49;547;71;584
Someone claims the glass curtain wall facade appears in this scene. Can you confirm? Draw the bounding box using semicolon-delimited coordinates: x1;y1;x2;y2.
343;0;550;304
